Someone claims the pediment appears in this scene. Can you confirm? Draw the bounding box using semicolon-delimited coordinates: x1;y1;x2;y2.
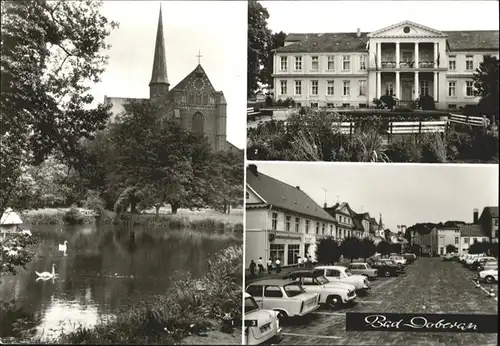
368;21;447;38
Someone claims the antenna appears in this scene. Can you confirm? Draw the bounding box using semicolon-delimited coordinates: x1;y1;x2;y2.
321;188;328;205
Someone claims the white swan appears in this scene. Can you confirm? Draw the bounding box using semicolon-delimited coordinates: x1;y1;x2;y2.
35;264;57;279
21;229;32;236
58;241;68;252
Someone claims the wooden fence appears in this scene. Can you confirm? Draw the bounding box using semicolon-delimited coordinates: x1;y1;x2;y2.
449;113;489;127
386;120;447;142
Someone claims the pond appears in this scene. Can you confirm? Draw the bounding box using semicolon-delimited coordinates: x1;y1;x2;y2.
0;224;239;341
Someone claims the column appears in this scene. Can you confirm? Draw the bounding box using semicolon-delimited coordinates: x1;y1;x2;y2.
434;42;438;67
414;42;419;68
395;42;400;67
414;72;419;100
433;72;438;101
395;71;400;100
377;42;381;69
376;72;381;98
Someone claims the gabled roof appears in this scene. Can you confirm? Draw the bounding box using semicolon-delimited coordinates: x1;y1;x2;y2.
246;166;336;223
0;208;23;225
444;31;499;51
165;64;218;102
459;224;488;237
480;206;499;219
367;20;447;38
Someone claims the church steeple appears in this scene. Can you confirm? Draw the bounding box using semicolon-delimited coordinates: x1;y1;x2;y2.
149;4;169;100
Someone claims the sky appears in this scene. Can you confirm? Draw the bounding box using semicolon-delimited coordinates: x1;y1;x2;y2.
89;1;247;149
250;162;499;232
264;1;499;33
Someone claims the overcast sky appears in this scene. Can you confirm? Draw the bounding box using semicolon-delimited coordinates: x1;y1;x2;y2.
250;162;499;231
89;1;246;148
264;1;499;33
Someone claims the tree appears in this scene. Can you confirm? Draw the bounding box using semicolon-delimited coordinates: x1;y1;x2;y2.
468;241;489;255
359;238;377;262
0;233;39;285
473;55;499;121
377;241;391;257
261;31;287;88
339;237;361;263
445;244;457;253
1;1;118;217
390;243;402;254
247;0;271;97
316;237;341;265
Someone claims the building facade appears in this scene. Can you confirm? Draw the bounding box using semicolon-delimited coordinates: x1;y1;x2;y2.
104;7;234;152
273;20;499;109
324;202;354;240
478;206;499;243
459;224;490;256
245;165;337;267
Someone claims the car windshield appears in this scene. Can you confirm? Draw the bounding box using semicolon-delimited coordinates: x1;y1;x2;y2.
315;275;329;284
245;297;259;314
284;283;305;297
344;269;352;276
365;264;372;269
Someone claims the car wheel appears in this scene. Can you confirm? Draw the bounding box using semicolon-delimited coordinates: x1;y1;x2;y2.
384;271;390;277
485;276;495;284
326;295;342;309
276;310;288;320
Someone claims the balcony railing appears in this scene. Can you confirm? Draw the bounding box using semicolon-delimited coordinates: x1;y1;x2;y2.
380;61;436;69
419;61;435;68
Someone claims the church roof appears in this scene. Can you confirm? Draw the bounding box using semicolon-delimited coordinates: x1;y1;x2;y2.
149;6;169;86
165;64;218;101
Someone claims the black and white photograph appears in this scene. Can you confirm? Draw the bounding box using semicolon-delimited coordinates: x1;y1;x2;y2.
1;1;245;344
247;0;499;163
244;161;498;345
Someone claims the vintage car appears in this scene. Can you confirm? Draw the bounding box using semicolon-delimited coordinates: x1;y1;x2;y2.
313;265;371;293
378;258;406;273
368;260;400;277
478;268;498;284
402;253;417;263
245;279;320;319
244;293;282;345
347;262;378;280
443;253;455;261
389;255;407;266
476;260;498;272
465;254;486;266
470;257;497;270
284;270;357;308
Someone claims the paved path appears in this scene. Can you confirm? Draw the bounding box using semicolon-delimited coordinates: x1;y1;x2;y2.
277;258;498;345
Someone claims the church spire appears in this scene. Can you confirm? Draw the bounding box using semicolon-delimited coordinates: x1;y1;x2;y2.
149;4;169;97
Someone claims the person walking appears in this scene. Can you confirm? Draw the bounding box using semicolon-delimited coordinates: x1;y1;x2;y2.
297;256;303;268
249;260;256;277
303;255;308;269
267;258;273;274
275;258;281;274
257;257;264;275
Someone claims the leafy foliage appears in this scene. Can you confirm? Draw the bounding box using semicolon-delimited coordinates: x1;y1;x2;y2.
419;95;435;111
473;55;499;122
0;233;39;284
359;238;377;261
63;204;85;225
260;31;287;88
377;241;391;256
316;237;341;265
445;244;457;253
339;237;362;262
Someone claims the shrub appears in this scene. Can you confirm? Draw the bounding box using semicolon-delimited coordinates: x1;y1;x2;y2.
373;98;383;109
63;205;85;225
380;95;395;110
265;96;273;107
419;95;435;110
82;190;106;216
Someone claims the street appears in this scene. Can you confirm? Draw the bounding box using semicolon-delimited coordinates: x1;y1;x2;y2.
277;257;498;345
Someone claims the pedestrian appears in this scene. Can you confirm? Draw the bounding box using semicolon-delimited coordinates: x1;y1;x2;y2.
249;260;256;277
303;255;308;268
298;256;303;268
267;258;273;274
275;258;281;274
257;257;264;275
308;255;313;268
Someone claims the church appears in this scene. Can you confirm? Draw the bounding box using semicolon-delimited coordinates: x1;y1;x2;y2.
104;6;238;153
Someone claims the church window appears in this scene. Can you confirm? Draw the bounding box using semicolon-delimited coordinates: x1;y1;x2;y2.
181;94;187;103
209;95;215;104
203;93;208;105
189;93;194;104
192;112;204;135
195;93;202;105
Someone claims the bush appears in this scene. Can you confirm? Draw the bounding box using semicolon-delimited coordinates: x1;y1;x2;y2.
82;190;106;216
265;96;273;107
63;205;85;225
419;95;435;110
380;95;395;110
373;98;383;109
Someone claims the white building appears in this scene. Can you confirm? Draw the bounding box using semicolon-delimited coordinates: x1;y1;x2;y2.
245;165;337;267
459;224;490;256
273;20;499;109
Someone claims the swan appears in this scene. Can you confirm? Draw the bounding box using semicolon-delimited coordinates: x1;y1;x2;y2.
21;229;32;236
58;241;68;252
35;264;57;279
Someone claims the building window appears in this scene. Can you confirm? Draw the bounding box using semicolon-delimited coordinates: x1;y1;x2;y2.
287;244;300;265
327;55;335;70
195;93;202;104
311;80;318;95
455;237;459;245
359;80;367;96
295;56;302;71
285;215;291;232
280;56;287;71
305;220;309;233
385;83;394;96
343;81;350;96
342;56;350;71
316;222;320;234
181;94;187;103
330;225;333;235
465;55;474;71
295;217;300;232
473;238;477;243
203;93;208;104
440;247;444;255
270;244;285;262
494;219;498;226
449;55;456;71
245;192;249;199
189;93;194;104
295;80;302;95
360;56;366;70
448;81;456;97
464;237;469;244
420;80;429;96
311;56;319;71
280;80;287;95
327;80;334;95
209;95;214;104
466;81;474;96
327;102;334;108
310;102;318;108
322;223;325;235
272;212;278;230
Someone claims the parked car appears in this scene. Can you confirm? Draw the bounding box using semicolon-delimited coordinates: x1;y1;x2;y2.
478;269;498;284
389;255;407;265
402;253;417;263
477;261;498;272
465;254;486;267
284;271;357;308
377;258;406;273
245;279;320;319
470;256;497;270
347;262;378;280
443;253;454;261
313;266;371;293
244;293;282;345
368;260;400;277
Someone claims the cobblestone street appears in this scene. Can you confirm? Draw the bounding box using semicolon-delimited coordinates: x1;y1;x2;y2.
278;258;498;345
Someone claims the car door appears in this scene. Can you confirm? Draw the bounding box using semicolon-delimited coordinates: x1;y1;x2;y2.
325;268;342;282
263;285;285;312
246;285;264;308
301;277;321;294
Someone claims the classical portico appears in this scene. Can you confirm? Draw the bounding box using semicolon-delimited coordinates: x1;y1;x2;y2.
368;21;448;107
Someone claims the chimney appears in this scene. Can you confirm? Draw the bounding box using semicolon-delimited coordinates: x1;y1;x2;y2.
473;208;479;223
295;186;300;190
324;203;327;208
248;164;258;176
357;28;361;37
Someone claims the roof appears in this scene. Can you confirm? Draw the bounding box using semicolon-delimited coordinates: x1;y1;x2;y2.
284;270;319;278
165;64;218;102
246;166;337;223
149;6;169;86
277;30;498;54
459;224;488;237
247;279;295;286
0;208;23;225
481;206;499;219
352;213;364;231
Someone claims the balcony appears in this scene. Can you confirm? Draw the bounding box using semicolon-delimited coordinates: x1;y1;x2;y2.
380;60;436;69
